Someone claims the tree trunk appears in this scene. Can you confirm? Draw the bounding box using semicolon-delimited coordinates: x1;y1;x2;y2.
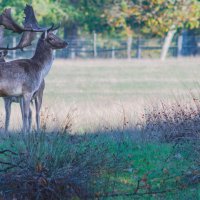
63;23;78;58
63;23;78;40
161;28;176;61
187;29;197;56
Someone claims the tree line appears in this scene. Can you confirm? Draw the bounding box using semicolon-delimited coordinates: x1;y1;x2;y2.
0;0;200;59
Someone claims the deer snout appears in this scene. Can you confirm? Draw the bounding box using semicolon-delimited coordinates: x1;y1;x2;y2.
64;41;68;47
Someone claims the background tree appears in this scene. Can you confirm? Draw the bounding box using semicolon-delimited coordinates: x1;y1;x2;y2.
104;0;200;59
140;0;200;60
0;0;200;59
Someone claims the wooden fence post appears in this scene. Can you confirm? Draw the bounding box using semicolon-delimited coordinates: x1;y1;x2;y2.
127;36;132;59
93;31;97;58
112;46;115;59
177;34;183;57
71;48;75;59
136;37;141;59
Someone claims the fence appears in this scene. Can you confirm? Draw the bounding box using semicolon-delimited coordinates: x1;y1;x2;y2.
2;33;200;60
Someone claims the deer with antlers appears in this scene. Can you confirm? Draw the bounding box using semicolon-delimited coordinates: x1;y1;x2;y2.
0;49;45;132
0;5;67;132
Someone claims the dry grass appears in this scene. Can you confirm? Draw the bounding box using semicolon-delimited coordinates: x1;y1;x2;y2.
0;58;200;132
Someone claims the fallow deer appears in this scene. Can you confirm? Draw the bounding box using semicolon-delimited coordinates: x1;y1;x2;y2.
0;37;45;132
0;5;68;132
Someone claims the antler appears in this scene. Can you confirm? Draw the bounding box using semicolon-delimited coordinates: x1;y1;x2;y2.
0;8;24;33
13;5;38;51
0;5;50;51
49;23;60;31
23;5;50;32
0;5;49;33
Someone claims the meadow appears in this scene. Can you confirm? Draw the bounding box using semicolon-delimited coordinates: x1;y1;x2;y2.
0;58;199;199
1;58;200;132
39;58;200;132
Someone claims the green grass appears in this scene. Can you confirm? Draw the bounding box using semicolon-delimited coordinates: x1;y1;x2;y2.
0;132;199;199
45;59;200;103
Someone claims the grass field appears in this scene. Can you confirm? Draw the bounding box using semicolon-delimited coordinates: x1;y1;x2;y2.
46;58;200;102
0;58;199;199
28;58;200;132
0;131;199;199
1;58;200;132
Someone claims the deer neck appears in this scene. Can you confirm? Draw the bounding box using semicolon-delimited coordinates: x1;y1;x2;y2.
32;38;54;78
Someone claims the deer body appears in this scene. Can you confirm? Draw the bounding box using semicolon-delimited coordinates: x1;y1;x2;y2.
0;49;45;131
3;80;45;132
0;32;67;132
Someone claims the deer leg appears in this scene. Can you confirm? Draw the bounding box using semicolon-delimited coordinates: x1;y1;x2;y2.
19;98;24;125
28;107;32;132
35;95;43;132
22;94;32;133
21;98;32;132
3;98;11;132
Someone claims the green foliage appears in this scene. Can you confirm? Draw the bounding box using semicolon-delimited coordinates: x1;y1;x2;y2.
0;0;68;24
104;0;200;36
0;0;27;23
0;1;200;38
141;0;200;35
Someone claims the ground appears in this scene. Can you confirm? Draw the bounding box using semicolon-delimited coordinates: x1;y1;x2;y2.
2;58;200;132
0;58;199;199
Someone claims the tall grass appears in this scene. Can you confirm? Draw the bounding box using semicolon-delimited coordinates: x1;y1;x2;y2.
0;97;199;199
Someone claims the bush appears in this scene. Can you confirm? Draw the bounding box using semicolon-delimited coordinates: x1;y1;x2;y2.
0;132;132;199
142;100;200;142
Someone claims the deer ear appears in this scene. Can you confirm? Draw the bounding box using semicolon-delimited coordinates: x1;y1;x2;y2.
41;31;47;40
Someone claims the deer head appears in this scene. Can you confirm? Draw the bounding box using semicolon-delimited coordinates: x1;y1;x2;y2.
41;27;68;50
